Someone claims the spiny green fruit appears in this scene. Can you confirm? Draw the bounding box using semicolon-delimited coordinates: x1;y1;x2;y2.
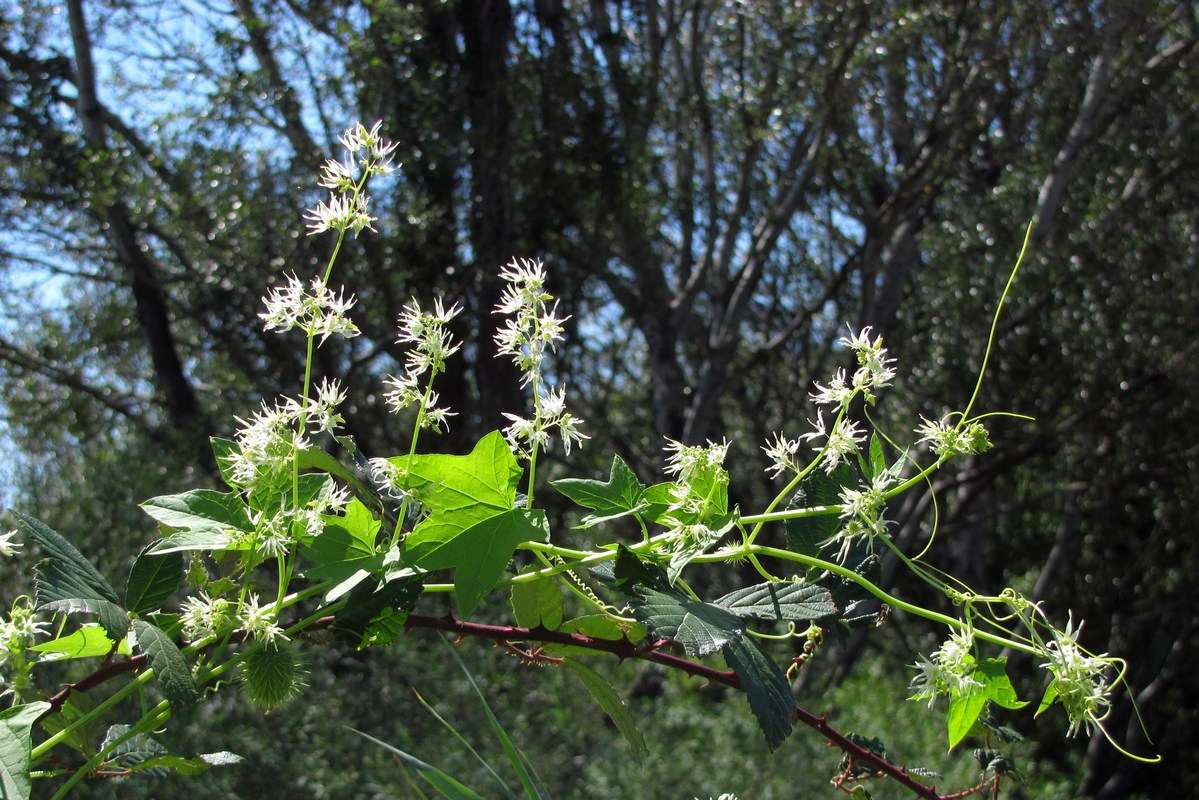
238;642;307;711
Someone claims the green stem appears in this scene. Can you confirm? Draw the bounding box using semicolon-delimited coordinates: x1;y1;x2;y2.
715;544;1038;656
960;220;1033;425
31;668;157;763
49;700;172;800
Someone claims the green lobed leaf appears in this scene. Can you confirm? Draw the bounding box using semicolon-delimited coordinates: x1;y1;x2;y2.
125;543;183;615
638;482;676;525
400;432;524;565
302;498;383;597
406;430;520;515
17;511;128;641
630;586;744;658
140;488;252;538
721;635;796;751
414;509;550;618
562;658;648;762
29;624;114;660
552;455;648;527
784;463;854;560
510;575;564;630
131;620;200;709
713;581;837;622
0;701;52;800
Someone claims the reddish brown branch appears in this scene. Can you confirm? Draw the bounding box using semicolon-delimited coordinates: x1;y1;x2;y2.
403;613;741;688
402;613;940;799
38;653;149;723
30;611;941;797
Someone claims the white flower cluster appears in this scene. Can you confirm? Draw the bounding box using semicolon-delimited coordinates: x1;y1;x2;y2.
260;275;359;346
909;629;983;708
915;416;993;460
305;120;398;236
811;327;896;406
764;327;893;480
493;258;562;386
383;297;462;431
660;439;730;555
247;484;351;559
227;379;348;491
0;598;48;696
180;591;289;648
493;258;588;457
1041;616;1111;736
180;592;233;642
831;473;893;560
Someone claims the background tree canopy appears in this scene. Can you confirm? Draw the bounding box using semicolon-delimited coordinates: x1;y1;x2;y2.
1;1;1196;797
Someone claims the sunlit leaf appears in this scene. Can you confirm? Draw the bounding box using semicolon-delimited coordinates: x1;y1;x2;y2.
29;624;114;660
414;509;550;618
552;455;648;527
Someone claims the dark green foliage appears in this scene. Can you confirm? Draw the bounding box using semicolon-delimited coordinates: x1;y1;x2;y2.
125;545;184;615
19;512;128;641
131;620;200;710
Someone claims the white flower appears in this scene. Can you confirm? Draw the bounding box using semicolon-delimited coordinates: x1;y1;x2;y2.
239;594;289;647
802;412;865;474
306;378;347;433
317;155;355;192
252;509;295;559
0;600;49;671
1041;616;1111;736
762;433;803;479
909;629;982;707
492;258;569;386
492;259;586;456
809;368;854;407
180;593;232;642
228;400;308;490
368;457;411;501
384;296;462;426
260;276;359;345
0;531;21;558
840;326;896;396
916;416;992;459
557;413;589;455
664;439;729;481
